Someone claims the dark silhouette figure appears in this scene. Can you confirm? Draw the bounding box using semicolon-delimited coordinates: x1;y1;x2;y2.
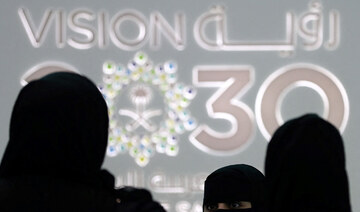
203;164;265;212
265;114;352;212
0;72;165;212
116;186;165;212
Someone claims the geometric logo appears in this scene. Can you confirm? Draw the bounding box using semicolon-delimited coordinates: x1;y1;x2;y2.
100;52;197;166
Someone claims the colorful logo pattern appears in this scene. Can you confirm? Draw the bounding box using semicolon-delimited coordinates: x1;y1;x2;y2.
100;52;197;166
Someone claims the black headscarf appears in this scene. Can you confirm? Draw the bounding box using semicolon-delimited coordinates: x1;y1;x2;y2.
0;72;109;183
203;164;265;212
265;114;351;212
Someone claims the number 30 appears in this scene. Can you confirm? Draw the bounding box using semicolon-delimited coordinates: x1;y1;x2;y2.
190;63;349;155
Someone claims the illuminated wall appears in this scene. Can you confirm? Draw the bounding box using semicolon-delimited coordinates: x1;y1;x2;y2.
0;1;359;211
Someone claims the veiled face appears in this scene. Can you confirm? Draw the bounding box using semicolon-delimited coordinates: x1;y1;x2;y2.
204;201;252;211
203;164;265;212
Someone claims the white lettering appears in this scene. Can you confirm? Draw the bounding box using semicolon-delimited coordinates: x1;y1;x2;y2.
67;9;96;49
150;12;186;50
18;8;55;48
190;66;255;155
255;63;349;140
110;10;148;50
18;2;340;52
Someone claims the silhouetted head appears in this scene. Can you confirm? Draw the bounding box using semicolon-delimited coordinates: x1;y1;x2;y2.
0;72;109;182
265;114;351;212
203;164;265;212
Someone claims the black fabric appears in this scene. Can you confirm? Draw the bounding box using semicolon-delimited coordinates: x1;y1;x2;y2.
116;187;166;212
116;186;153;202
0;72;109;180
213;210;253;212
0;170;116;212
203;164;265;212
265;114;352;212
0;72;115;211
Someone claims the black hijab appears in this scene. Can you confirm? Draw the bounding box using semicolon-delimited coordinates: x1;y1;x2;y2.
203;164;265;212
0;72;109;183
265;114;351;212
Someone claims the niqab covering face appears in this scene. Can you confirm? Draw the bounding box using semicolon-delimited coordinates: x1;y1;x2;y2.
0;72;109;182
203;164;265;212
265;114;351;212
